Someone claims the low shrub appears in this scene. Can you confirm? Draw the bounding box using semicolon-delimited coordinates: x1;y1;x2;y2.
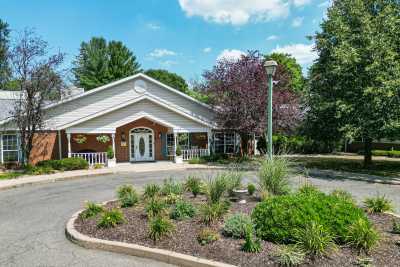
242;224;262;253
94;163;103;169
97;209;125;228
247;183;256;196
371;150;389;157
258;157;291;196
388;150;400;158
197;228;219;245
200;201;230;225
252;189;368;244
59;158;89;170
80;202;104;219
297;183;320;195
36;160;63;170
148;216;175;242
185;176;202;197
188;157;207;164
170;200;196;220
161;177;183;196
117;184;139;208
345;218;380;253
275;245;305;267
392;220;400;234
223;213;253;239
143;183;161;199
106;146;114;159
330;189;356;204
164;193;182;205
146;197;167;217
25;165;55;175
294;222;336;257
225;172;243;196
206;174;227;203
364;195;393;213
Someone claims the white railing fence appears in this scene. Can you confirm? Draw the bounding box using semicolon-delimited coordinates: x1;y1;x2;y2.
182;149;210;161
71;152;107;166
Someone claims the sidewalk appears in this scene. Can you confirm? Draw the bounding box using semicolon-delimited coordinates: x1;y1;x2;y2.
0;162;220;191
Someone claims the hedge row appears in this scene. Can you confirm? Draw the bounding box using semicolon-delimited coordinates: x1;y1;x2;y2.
360;150;400;158
36;158;89;171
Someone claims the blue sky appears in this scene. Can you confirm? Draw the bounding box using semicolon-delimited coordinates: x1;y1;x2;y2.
0;0;331;83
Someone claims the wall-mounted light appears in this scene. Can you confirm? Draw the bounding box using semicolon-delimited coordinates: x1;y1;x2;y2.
121;132;126;142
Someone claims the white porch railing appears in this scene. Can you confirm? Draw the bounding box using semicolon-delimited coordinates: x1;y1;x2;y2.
182;149;210;161
71;152;107;166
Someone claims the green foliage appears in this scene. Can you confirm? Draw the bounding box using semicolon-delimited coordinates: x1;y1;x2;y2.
275;245;305;267
197;228;219;245
242;224;262;253
225;172;243;196
175;145;182;156
306;0;400;165
265;53;305;93
223;213;253;239
143;183;161;199
345;218;380;253
170;200;197;220
200;201;230;225
161;177;183;196
148;215;175;242
145;197;167;217
36;160;63;170
24;165;55;175
364;195;393;213
188;157;207;164
37;158;89;171
80;202;104;219
184;176;202;197
330;189;355;204
356;257;373;267
145;69;189;94
94;163;103;169
163;193;182;205
247;183;256;196
117;184;139;208
73;37;140;90
388;150;400;158
392;220;400;234
258;157;291;196
294;222;336;257
205;174;228;203
97;208;125;228
251;189;368;244
106;146;114;159
0;19;10;88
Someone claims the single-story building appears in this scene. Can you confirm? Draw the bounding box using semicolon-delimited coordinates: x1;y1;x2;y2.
0;73;241;166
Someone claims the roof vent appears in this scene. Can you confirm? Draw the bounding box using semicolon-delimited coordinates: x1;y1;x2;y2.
134;79;147;94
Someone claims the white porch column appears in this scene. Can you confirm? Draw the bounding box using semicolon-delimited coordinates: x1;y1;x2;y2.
207;129;212;156
173;130;177;156
67;133;71;158
58;130;62;160
111;133;116;159
0;133;3;164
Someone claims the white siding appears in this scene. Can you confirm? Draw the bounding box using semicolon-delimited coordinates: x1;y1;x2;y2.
67;99;209;133
44;76;215;129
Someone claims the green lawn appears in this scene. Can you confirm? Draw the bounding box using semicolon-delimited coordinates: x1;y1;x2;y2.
292;156;400;178
0;172;23;180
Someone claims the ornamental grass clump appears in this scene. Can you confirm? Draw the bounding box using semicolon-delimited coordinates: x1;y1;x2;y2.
258;157;292;196
364;195;393;213
392;220;400;234
185;176;202;197
345;218;380;253
161;177;183;196
143;183;161;199
80;201;104;219
223;213;253;239
97;208;125;228
170;200;196;220
242;224;262;253
330;189;356;205
117;184;139;208
145;197;167;218
197;228;219;245
148;215;175;242
200;200;230;225
225;171;243;197
206;174;228;204
275;245;305;267
294;222;336;257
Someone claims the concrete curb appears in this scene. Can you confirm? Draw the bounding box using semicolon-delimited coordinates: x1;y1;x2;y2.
65;210;236;267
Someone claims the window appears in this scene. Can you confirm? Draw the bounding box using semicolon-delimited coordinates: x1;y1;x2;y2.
167;133;175;156
149;134;153;157
2;134;19;162
178;133;189;150
213;132;236;154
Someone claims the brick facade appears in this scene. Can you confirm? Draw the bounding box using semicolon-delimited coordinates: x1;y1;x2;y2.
29;131;60;165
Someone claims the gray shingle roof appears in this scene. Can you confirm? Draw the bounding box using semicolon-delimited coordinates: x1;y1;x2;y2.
0;99;14;121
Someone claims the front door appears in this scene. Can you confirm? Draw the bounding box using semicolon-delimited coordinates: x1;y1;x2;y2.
130;128;154;161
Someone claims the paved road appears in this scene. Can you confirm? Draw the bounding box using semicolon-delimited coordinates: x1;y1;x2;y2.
0;169;399;267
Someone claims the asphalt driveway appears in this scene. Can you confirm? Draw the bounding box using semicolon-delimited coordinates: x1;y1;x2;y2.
0;168;399;267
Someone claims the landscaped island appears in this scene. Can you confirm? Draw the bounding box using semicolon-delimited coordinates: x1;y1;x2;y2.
72;159;400;266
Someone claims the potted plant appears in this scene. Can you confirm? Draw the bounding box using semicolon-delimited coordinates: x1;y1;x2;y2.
74;134;87;144
174;145;183;164
96;134;110;144
106;146;116;167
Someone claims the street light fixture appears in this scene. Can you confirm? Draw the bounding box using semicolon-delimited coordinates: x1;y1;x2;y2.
264;60;278;159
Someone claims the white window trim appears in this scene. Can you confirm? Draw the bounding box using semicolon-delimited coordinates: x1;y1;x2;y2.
2;133;20;163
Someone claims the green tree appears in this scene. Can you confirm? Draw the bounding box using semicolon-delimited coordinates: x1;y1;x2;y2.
145;69;189;93
73;37;141;90
265;53;305;92
0;18;10;88
306;0;400;166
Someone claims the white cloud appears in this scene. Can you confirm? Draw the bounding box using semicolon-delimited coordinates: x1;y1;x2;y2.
217;49;246;62
203;47;212;53
160;60;178;67
293;0;311;6
146;23;161;30
267;35;279;41
291;17;304;27
148;49;176;58
178;0;293;25
272;44;317;65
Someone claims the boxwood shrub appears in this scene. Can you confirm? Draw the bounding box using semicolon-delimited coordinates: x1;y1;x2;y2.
37;158;88;171
251;189;368;244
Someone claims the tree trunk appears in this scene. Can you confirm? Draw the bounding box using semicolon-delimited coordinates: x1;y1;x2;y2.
240;133;249;156
363;137;372;167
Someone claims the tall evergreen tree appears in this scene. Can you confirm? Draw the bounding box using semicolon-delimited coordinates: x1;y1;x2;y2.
0;19;10;88
145;69;189;93
73;37;141;90
306;0;400;165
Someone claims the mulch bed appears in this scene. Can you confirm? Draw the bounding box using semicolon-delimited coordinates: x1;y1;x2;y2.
75;193;400;266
